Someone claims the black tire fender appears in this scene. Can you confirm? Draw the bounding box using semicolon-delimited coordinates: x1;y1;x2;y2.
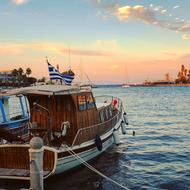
95;134;102;151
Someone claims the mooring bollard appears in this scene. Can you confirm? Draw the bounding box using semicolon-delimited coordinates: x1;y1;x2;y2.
29;137;44;190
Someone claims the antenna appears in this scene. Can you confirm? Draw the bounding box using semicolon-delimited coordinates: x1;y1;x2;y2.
46;56;48;63
68;45;71;70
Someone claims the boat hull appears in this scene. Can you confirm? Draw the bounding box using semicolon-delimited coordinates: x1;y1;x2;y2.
55;135;114;175
51;116;122;177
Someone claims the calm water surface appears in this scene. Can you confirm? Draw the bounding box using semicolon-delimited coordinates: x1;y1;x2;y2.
0;86;190;190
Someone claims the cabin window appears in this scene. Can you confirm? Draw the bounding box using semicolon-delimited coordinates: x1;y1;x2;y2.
86;94;95;109
9;96;23;120
78;95;87;111
100;111;105;122
105;108;109;120
108;106;112;117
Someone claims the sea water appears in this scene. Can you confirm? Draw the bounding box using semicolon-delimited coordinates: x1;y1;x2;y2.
0;86;190;190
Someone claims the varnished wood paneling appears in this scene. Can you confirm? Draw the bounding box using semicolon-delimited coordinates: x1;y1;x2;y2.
0;147;55;171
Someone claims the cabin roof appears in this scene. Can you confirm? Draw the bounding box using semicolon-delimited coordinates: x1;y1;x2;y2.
0;84;92;97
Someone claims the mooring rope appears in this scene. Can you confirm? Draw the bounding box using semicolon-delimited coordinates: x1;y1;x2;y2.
66;146;131;190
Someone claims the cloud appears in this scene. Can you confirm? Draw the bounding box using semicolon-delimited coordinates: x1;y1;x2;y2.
64;48;114;56
182;34;190;40
0;43;25;55
12;0;29;5
161;10;167;15
173;5;180;9
0;42;114;57
113;4;190;39
116;5;155;23
153;5;163;11
35;44;114;56
90;1;190;41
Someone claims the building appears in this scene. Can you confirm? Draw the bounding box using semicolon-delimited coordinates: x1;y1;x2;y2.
0;70;13;83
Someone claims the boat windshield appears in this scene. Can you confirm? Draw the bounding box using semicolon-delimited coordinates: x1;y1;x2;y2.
0;95;29;123
9;95;29;120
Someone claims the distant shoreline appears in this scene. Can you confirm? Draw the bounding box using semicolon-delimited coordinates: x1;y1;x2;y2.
129;84;190;87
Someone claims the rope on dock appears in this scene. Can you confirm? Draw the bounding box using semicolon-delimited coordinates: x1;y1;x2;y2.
66;146;131;190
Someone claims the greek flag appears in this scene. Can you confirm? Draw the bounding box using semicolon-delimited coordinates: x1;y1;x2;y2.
47;62;62;80
47;61;75;85
62;74;75;85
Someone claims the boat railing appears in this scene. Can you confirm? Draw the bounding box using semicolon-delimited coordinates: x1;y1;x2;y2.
94;95;123;112
71;96;123;147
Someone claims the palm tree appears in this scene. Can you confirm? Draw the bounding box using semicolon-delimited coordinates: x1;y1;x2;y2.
26;68;32;77
181;65;185;73
176;65;188;83
12;69;18;76
18;67;24;76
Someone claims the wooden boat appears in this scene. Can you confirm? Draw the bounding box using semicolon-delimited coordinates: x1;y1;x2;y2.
0;84;126;180
0;90;30;143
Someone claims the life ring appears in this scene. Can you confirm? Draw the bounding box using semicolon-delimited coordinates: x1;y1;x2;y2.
95;134;102;151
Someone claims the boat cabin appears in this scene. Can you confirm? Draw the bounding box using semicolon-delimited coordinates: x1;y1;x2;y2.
23;85;120;146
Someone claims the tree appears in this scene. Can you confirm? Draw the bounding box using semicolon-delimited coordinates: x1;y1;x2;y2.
38;77;46;83
27;77;37;85
12;69;18;76
26;68;32;77
18;67;24;76
165;73;171;82
176;65;188;83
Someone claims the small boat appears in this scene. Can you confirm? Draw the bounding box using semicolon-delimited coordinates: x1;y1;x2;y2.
122;84;130;88
0;84;126;180
0;90;30;142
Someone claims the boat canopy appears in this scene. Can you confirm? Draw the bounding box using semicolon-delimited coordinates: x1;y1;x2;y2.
0;85;92;96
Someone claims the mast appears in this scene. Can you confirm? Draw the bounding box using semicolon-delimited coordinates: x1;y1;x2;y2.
68;45;71;70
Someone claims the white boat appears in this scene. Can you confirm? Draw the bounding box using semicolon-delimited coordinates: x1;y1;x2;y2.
0;84;127;180
122;84;130;88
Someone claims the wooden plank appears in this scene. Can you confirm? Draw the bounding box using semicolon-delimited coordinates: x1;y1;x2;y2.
0;147;55;171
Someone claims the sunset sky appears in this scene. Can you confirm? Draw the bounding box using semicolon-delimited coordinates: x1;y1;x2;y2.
1;0;190;84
